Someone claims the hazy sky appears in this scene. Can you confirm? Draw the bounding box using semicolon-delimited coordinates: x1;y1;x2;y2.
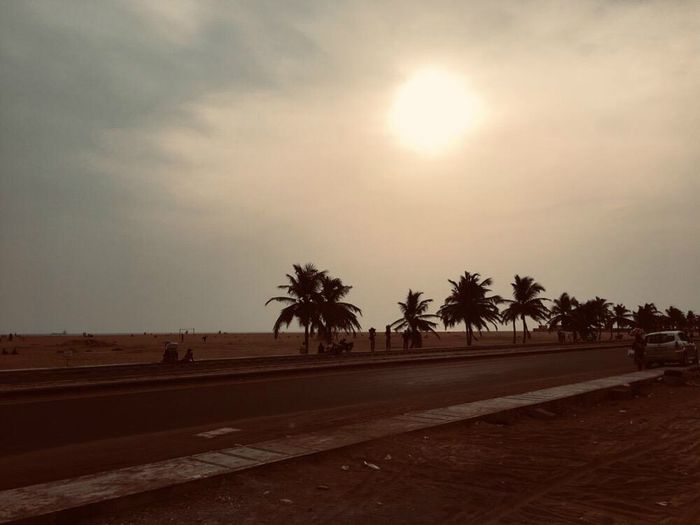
1;1;698;333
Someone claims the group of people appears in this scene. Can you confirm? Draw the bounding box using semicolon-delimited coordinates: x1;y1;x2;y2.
367;326;423;352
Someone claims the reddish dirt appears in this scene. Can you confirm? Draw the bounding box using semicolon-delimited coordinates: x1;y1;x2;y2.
91;381;700;525
0;331;576;370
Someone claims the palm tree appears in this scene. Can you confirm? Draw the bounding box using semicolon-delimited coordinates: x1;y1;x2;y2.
609;303;631;339
590;296;612;340
570;300;599;341
316;275;362;343
633;303;660;333
501;303;519;344
502;275;549;343
687;311;697;337
665;306;686;330
265;263;326;354
391;290;439;348
548;292;578;333
437;272;502;347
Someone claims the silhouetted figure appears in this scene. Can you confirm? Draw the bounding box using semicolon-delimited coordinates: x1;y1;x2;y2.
557;330;565;344
402;330;410;350
8;334;13;342
180;332;185;343
181;348;194;363
385;325;392;350
202;335;208;343
632;332;646;371
368;327;376;352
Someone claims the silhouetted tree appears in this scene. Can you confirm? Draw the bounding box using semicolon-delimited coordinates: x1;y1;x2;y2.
633;303;660;332
665;306;686;330
570;300;600;341
687;311;697;336
501;303;519;344
590;296;612;340
316;275;362;343
390;290;439;348
548;293;578;333
266;263;326;354
438;272;502;346
502;275;549;343
610;303;631;339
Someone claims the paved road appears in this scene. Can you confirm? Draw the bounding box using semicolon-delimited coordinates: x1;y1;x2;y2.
0;346;633;489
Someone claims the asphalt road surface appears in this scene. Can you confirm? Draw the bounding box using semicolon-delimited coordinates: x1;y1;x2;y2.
0;346;634;489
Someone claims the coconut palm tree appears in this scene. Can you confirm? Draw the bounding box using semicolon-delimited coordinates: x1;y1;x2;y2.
437;272;502;347
687;311;697;337
609;303;631;339
501;303;519;344
547;292;578;333
501;275;549;343
633;303;660;332
316;275;362;343
265;263;326;354
390;290;440;348
570;300;599;341
590;296;612;340
665;306;686;330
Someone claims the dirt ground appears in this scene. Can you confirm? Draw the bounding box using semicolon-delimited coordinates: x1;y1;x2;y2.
0;330;592;370
91;380;700;525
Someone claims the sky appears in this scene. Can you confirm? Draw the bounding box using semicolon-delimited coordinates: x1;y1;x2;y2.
1;0;699;334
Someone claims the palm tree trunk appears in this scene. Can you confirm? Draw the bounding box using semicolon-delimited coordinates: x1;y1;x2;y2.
522;316;528;344
304;324;310;355
512;319;516;344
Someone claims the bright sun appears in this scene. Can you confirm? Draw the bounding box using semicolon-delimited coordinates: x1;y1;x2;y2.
388;68;482;156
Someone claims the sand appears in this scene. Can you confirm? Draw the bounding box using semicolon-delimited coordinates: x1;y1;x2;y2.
0;330;581;370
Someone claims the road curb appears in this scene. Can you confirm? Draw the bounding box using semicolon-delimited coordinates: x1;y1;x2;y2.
0;367;680;525
0;343;628;398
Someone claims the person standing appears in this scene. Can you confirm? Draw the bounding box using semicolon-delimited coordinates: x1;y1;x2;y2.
368;327;376;352
632;330;646;370
402;329;410;350
385;325;392;350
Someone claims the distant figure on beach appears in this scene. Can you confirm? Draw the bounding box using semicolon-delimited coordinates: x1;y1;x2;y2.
368;327;376;352
385;325;391;350
181;348;194;363
202;335;207;343
8;334;13;342
180;332;185;343
402;330;410;350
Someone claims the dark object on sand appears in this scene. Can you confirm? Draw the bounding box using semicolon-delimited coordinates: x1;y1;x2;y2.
181;348;195;363
161;341;179;364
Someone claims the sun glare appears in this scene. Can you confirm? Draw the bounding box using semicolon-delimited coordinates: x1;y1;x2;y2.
388;68;482;156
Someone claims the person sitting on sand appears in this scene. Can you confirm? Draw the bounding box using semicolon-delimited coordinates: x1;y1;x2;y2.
181;348;194;363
